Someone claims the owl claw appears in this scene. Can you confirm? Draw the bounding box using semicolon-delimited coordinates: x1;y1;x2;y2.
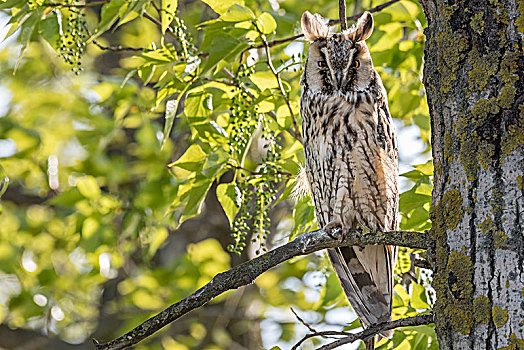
323;221;345;242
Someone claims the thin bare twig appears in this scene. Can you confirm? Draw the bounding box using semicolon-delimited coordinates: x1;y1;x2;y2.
339;0;348;31
315;314;435;350
261;35;303;143
82;24;143;52
226;163;292;177
198;77;239;87
92;228;431;350
290;307;319;334
43;0;110;7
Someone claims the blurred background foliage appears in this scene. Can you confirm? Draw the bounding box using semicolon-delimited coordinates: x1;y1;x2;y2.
0;0;434;348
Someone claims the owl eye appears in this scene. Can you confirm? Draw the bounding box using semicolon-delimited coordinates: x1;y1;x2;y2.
317;60;326;68
352;59;360;68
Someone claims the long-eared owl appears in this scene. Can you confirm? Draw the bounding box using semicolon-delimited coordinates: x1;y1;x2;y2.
299;11;399;339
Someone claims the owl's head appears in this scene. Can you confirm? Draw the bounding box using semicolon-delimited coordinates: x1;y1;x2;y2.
300;11;375;94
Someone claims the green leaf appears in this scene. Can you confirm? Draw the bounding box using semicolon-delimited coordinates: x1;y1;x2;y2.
395;249;412;274
411;282;430;309
162;84;190;147
89;0;126;43
415;160;434;175
250;71;278;90
184;92;210;124
169;144;207;172
38;12;59;50
0;0;24;10
191;121;228;145
161;0;178;34
141;45;178;63
200;32;247;74
179;176;213;224
220;4;255;22
118;0;149;27
4;4;31;40
200;0;244;15
15;11;39;73
201;146;229;178
257;12;276;34
77;176;102;199
414;182;433;196
399;189;431;213
216;182;240;227
394;284;410;306
290;198;316;240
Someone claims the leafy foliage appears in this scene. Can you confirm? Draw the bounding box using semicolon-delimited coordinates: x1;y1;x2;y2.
0;0;433;348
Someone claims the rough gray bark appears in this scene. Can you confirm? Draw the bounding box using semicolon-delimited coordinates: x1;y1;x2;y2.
420;0;524;347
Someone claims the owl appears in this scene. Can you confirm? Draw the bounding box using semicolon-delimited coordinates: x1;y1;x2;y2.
299;11;399;342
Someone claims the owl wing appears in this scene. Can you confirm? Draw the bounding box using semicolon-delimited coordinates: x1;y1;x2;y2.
328;97;398;338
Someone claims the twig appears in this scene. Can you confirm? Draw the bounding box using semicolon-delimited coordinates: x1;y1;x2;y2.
315;314;434;350
339;0;348;31
43;0;110;7
82;24;143;52
93;228;431;350
226;163;293;177
290;307;319;334
258;0;401;50
261;35;303;143
198;77;239;87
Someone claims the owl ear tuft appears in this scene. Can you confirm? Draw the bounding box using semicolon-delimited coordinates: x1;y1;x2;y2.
351;11;373;42
301;11;329;42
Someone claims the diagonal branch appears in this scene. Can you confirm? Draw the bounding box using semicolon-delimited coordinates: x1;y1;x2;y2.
313;314;435;350
93;227;431;350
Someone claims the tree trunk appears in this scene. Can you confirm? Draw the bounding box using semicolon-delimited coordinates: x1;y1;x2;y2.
420;0;524;347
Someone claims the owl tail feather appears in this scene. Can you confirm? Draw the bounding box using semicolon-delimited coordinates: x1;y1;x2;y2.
327;245;395;339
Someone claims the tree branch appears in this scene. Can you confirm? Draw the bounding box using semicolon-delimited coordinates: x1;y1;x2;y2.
43;0;110;8
339;0;348;31
93;227;430;350
82;24;143;52
310;314;435;350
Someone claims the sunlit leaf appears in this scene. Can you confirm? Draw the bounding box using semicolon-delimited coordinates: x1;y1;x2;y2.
161;0;178;34
169;144;207;172
201;0;244;15
220;4;255;22
89;0;126;42
257;12;276;34
411;282;430;309
216;182;240;227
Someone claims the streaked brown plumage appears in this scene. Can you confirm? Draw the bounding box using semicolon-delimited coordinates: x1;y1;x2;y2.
299;11;399;341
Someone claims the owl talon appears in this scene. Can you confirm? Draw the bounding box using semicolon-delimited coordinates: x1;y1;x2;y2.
323;221;344;241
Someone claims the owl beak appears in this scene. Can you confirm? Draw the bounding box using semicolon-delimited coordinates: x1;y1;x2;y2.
336;70;343;89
